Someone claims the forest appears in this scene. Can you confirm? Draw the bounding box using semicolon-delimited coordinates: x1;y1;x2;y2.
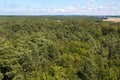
0;16;120;80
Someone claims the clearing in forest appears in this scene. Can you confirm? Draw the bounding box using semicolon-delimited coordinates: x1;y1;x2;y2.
103;18;120;23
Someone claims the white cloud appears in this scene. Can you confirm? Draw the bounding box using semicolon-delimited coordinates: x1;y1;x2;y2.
87;0;96;7
54;8;67;13
53;6;77;13
67;6;76;11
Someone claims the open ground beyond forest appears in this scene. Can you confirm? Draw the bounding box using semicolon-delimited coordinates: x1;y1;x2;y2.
0;16;120;80
103;18;120;23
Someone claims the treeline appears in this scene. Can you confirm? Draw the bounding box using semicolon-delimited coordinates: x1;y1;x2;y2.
0;16;120;80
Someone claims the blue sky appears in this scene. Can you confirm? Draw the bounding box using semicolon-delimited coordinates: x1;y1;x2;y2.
0;0;120;15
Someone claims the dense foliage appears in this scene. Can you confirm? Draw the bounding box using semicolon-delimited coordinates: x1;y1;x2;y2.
0;16;120;80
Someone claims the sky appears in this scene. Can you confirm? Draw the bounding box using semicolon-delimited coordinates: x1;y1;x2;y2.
0;0;120;15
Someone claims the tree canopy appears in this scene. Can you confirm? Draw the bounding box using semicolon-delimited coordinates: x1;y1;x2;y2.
0;16;120;80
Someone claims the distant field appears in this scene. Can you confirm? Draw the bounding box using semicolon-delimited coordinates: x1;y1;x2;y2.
103;18;120;23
